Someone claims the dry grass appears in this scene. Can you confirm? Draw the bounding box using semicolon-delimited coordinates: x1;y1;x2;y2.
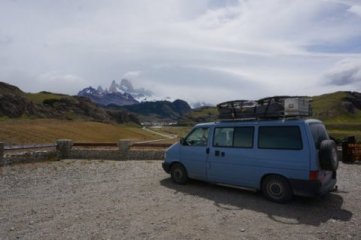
148;126;191;138
0;119;160;145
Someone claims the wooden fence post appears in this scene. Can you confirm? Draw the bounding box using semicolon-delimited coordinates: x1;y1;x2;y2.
0;142;4;163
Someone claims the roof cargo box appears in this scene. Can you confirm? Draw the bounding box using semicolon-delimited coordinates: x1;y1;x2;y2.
284;98;310;116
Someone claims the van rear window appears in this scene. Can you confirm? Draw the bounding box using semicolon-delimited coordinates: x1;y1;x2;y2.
309;123;329;149
258;126;302;150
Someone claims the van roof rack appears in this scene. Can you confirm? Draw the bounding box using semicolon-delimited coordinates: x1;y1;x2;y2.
217;96;312;120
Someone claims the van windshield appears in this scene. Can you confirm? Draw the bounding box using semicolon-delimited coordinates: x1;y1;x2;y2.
309;123;329;149
184;127;209;146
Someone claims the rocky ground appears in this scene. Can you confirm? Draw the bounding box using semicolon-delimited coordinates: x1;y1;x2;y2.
0;160;360;240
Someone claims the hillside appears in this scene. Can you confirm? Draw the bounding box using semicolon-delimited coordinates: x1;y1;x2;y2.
108;99;192;122
178;106;218;125
312;91;361;123
312;91;361;140
180;92;361;139
181;92;361;123
0;82;139;124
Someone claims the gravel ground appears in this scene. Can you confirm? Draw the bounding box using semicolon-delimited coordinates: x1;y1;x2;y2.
0;160;360;240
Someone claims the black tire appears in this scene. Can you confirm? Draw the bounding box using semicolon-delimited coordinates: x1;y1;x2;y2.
319;140;339;171
170;163;188;184
261;175;292;203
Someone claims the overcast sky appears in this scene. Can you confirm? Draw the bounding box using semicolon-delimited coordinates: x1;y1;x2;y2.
1;0;361;104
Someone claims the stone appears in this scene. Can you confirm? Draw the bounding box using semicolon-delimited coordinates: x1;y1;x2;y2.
56;139;73;159
118;140;131;159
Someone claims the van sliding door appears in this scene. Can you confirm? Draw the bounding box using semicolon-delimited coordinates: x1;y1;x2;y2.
207;127;255;187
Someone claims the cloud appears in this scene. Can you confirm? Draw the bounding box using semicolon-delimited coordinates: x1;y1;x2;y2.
325;59;361;87
349;5;361;16
1;0;361;103
35;72;90;94
0;34;12;45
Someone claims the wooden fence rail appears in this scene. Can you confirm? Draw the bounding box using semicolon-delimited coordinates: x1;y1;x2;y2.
73;142;118;147
2;142;172;151
131;143;172;148
4;144;56;151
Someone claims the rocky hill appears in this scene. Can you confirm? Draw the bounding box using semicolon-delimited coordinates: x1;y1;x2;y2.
0;82;34;118
312;91;361;122
0;82;139;124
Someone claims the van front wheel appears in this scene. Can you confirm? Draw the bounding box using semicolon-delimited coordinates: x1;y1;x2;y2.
170;163;188;184
262;175;292;203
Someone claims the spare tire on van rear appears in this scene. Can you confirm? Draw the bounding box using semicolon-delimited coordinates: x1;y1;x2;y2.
319;140;339;171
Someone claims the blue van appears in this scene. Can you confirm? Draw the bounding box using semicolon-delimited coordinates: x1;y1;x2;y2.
162;118;338;203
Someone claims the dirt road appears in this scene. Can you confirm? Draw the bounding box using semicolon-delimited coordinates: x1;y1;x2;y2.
0;160;360;240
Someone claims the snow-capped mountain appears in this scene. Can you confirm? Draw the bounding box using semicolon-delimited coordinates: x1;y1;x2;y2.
78;80;139;106
78;79;161;106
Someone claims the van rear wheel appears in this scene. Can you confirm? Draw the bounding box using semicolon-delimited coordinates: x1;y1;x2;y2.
170;163;188;184
262;175;292;203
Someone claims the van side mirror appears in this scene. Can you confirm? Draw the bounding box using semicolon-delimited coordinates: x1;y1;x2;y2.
180;137;185;145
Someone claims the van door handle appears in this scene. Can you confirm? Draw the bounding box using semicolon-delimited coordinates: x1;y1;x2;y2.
221;152;225;157
206;147;210;154
215;150;220;156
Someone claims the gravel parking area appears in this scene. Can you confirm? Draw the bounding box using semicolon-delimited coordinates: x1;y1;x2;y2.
0;160;360;240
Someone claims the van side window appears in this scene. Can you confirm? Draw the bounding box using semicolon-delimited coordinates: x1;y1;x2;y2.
214;127;254;148
184;127;209;146
214;128;233;147
234;127;254;148
258;126;302;150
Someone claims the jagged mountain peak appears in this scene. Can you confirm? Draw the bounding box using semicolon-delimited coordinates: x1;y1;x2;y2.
78;86;98;95
120;79;134;92
97;86;105;94
109;80;121;93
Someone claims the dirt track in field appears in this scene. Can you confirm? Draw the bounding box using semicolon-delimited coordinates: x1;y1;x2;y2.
0;160;360;240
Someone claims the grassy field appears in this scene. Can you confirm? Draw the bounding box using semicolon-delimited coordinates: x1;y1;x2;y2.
1;119;359;145
149;126;191;138
0;119;161;145
325;123;361;141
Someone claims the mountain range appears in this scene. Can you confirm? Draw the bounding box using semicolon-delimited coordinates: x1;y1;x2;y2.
2;81;361;128
0;81;191;123
78;79;166;106
77;79;209;108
